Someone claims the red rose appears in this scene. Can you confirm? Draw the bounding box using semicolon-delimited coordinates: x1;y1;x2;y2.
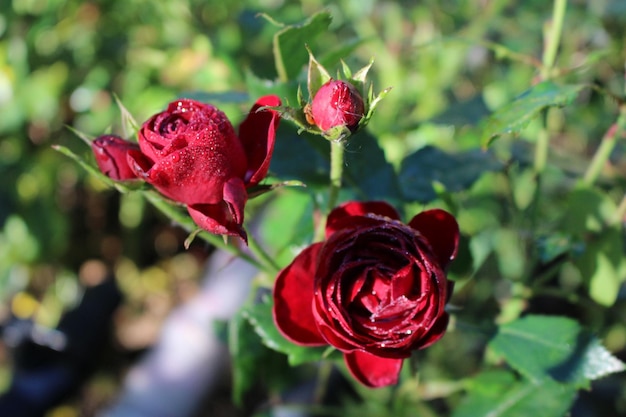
127;96;281;241
92;135;140;181
273;201;459;388
311;79;364;132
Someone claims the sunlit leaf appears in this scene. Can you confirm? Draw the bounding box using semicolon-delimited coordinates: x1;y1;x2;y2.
452;370;577;417
561;186;625;306
489;315;625;388
398;145;502;203
482;81;584;147
270;11;333;82
343;130;403;203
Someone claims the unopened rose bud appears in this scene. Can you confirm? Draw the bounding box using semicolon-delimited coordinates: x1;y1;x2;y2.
92;135;140;181
310;79;365;132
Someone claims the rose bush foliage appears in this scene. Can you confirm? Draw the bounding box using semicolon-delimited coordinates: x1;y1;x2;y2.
273;201;459;387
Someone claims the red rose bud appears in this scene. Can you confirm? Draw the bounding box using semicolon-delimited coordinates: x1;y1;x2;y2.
311;79;365;132
273;201;459;388
92;135;140;181
126;96;281;241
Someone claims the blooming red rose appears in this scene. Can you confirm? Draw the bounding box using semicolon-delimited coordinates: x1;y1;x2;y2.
311;79;364;132
273;201;459;388
92;135;140;181
127;96;281;241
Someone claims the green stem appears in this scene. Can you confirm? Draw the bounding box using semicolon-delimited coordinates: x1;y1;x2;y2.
247;232;281;274
583;107;626;186
143;190;265;271
313;140;345;242
541;0;567;79
534;0;567;174
583;124;619;185
313;361;333;404
328;140;345;212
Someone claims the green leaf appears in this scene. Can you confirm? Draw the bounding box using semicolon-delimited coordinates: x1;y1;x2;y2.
229;311;263;405
113;93;140;139
561;186;617;236
178;90;250;104
489;315;625;388
561;186;625;306
258;190;314;267
398;145;502;203
452;370;578;417
343;130;403;203
482;81;584;148
307;47;332;99
243;294;329;366
229;310;297;405
270;11;333;82
269;123;330;186
535;232;582;263
245;70;298;107
573;226;625;307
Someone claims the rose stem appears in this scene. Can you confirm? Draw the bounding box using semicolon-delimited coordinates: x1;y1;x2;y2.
328;139;345;210
583;60;626;186
313;139;345;242
534;0;567;175
247;233;281;274
313;361;333;404
143;190;265;271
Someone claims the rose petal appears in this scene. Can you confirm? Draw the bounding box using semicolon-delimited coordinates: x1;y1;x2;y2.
411;312;449;350
187;177;248;241
187;203;247;242
408;209;459;268
143;147;244;206
223;176;247;227
344;351;403;388
92;135;140;181
238;95;281;187
127;149;155;180
326;201;401;238
273;243;327;346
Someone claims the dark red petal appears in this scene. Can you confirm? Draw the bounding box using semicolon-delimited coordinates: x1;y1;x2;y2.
326;201;401;238
187;178;248;242
344;351;403;388
238;95;281;187
127;149;155;180
187;204;247;242
144;147;238;206
273;243;327;346
408;209;459;268
314;320;360;352
222;176;247;227
413;312;449;350
92;135;140;181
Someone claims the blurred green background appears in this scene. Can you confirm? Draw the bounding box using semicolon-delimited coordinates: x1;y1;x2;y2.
2;0;626;416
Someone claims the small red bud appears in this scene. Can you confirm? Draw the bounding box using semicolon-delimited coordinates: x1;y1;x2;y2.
92;135;140;181
310;79;364;132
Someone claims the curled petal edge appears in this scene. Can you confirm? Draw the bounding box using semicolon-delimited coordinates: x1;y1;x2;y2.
273;243;327;346
344;350;403;388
